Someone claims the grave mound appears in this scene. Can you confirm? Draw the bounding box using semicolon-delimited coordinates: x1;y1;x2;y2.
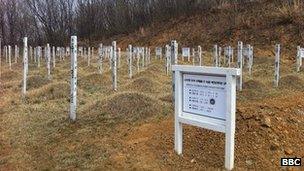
87;92;164;122
78;73;111;93
148;64;162;72
159;93;173;103
79;73;111;85
26;82;70;103
280;75;304;90
125;77;161;93
25;75;50;90
1;70;21;80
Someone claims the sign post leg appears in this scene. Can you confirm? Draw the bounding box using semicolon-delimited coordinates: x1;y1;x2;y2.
225;125;235;170
175;120;183;155
225;74;236;170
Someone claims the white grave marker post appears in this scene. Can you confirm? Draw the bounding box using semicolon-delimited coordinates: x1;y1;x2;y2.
146;47;150;65
172;65;240;171
218;47;222;67
70;36;77;121
33;47;36;63
109;47;112;69
22;37;28;96
237;42;243;91
98;43;103;74
192;49;196;66
230;47;234;67
192;48;196;65
59;47;62;61
88;47;91;66
224;47;228;66
248;45;253;76
145;47;148;65
128;45;133;78
156;47;162;59
44;46;47;63
142;47;145;68
37;46;41;68
296;46;303;72
172;41;178;66
296;46;301;72
213;44;218;67
15;45;18;63
147;47;150;64
182;48;190;63
118;47;121;68
91;47;93;58
198;46;202;66
112;41;117;91
149;48;151;64
136;48;140;72
29;46;33;62
230;46;234;63
165;45;170;75
4;46;7;63
8;45;12;70
274;44;280;87
61;47;63;60
52;46;56;68
300;47;303;70
46;44;51;79
171;40;178;101
186;48;190;62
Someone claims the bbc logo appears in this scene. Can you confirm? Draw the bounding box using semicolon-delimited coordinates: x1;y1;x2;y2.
281;158;302;166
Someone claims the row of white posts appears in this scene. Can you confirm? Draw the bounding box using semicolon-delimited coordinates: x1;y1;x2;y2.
69;39;152;120
0;36;298;170
154;42;295;88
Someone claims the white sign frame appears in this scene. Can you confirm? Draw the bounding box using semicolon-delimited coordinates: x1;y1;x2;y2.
172;65;240;170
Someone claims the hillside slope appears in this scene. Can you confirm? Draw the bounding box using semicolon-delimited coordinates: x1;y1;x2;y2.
115;0;304;57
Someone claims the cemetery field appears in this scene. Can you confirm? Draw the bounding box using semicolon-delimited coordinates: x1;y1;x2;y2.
0;48;304;170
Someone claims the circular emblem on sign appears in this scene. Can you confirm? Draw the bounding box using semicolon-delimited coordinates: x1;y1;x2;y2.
210;98;215;105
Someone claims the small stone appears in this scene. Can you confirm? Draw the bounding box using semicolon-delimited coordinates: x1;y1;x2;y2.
261;116;271;127
285;148;293;155
245;160;253;166
191;158;195;163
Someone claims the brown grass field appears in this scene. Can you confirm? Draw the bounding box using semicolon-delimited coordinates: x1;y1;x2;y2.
0;47;303;170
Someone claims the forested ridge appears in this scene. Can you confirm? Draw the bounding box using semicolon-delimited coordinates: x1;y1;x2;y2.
0;0;255;46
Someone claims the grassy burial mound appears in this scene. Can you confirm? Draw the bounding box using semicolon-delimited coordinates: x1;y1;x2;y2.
124;77;163;93
78;72;112;94
25;82;70;103
82;91;170;124
24;75;51;90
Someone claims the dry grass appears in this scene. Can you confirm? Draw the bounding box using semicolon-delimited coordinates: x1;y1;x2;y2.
0;48;303;170
1;1;304;168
